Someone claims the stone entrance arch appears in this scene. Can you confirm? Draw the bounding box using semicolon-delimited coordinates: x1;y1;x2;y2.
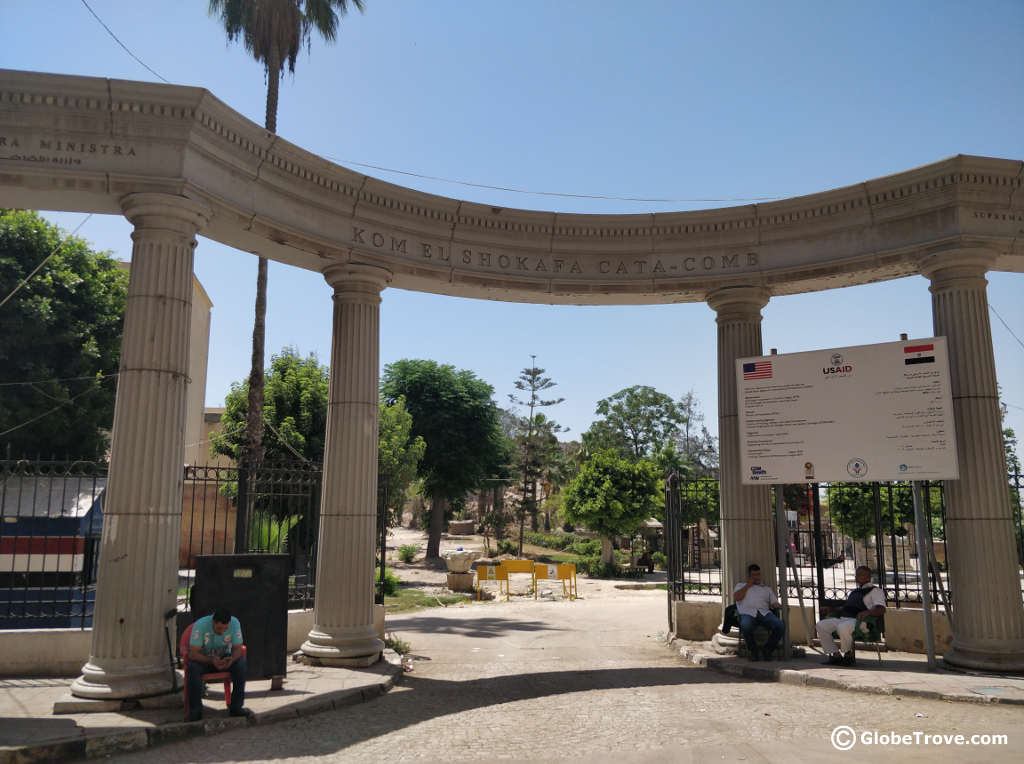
1;69;1022;695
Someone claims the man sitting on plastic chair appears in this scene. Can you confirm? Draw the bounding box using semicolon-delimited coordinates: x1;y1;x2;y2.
815;565;886;667
186;606;251;721
732;563;785;662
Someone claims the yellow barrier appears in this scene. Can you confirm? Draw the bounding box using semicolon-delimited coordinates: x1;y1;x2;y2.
500;559;536;600
534;562;577;600
475;564;508;600
475;560;577;601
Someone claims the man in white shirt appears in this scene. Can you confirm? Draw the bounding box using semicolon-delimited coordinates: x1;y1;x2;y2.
733;563;785;661
815;565;887;666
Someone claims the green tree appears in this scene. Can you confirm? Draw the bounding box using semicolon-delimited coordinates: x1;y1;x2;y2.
580;418;631;460
210;347;329;463
825;483;876;542
381;359;506;559
508;359;567;549
678;477;720;526
0;210;127;458
588;385;684;460
826;482;941;544
563;450;663;563
209;0;365;471
378;395;426;525
676;390;719;475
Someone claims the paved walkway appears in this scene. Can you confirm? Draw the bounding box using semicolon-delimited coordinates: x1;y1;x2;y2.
3;588;1021;763
675;641;1024;705
0;655;402;763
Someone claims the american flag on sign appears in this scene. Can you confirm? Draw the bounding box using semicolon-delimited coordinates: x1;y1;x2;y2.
743;361;772;380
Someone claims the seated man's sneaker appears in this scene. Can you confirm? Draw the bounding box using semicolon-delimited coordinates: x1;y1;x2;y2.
842;652;856;667
229;707;254;718
824;652;843;665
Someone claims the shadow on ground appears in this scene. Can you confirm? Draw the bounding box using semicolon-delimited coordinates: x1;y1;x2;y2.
119;664;742;762
385;614;564;639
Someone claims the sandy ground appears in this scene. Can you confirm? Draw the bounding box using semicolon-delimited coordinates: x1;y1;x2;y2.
383;526;667;600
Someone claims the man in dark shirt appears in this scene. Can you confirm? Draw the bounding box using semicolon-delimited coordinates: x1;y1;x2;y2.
815;566;886;666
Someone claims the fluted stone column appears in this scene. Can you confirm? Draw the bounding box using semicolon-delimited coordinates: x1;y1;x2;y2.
920;248;1024;671
71;193;211;699
300;263;390;666
707;286;774;651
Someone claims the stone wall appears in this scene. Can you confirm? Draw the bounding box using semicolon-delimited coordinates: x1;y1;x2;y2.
671;600;951;654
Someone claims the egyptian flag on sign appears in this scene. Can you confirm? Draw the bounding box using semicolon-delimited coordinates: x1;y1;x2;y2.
904;343;935;365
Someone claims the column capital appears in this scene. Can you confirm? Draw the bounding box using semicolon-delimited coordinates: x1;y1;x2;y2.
322;262;393;299
918;247;997;285
706;285;770;321
120;193;212;236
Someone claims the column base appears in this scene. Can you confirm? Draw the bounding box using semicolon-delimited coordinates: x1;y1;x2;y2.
446;572;475;593
300;624;383;667
710;630;741;655
943;640;1024;673
70;660;175;700
295;651;380;668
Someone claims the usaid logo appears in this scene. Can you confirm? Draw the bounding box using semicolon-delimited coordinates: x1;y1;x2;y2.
823;352;853;375
750;466;767;475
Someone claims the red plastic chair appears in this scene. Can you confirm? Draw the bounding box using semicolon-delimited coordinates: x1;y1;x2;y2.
180;621;247;717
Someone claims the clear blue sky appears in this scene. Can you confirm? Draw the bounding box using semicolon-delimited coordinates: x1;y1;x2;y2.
3;1;1022;448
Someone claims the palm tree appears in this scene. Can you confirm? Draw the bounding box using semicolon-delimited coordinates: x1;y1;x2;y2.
209;0;365;468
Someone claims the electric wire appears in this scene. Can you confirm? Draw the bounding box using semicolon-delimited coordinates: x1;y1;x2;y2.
79;0;169;83
0;384;98;439
0;373;118;387
323;155;783;204
77;1;782;205
0;214;93;310
990;303;1024;353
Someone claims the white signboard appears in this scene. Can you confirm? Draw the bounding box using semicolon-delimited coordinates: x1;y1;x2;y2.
737;338;958;484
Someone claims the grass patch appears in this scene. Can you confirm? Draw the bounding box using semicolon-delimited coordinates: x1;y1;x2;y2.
384;634;411;654
535;551;584;564
383;588;472;612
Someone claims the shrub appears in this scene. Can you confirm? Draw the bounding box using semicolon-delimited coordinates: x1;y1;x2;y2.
497;538;518;556
384;634;411;654
524;531;575;550
576;556;621;578
376;567;401;596
651;551;667;570
397;544;418;563
568;539;602;557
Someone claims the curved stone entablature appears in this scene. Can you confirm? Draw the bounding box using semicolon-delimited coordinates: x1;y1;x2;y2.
1;69;1021;305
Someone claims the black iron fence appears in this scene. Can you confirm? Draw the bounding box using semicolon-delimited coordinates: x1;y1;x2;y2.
0;457;106;628
0;458;323;628
180;461;322;612
663;473;722;604
666;473;1024;617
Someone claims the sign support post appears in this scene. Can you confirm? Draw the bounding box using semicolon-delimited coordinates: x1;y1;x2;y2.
774;483;791;659
911;480;937;670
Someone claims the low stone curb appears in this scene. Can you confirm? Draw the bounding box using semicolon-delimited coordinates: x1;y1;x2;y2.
674;642;1024;706
0;650;404;764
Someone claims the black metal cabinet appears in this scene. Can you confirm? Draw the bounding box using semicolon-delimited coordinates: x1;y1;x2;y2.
191;553;289;680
